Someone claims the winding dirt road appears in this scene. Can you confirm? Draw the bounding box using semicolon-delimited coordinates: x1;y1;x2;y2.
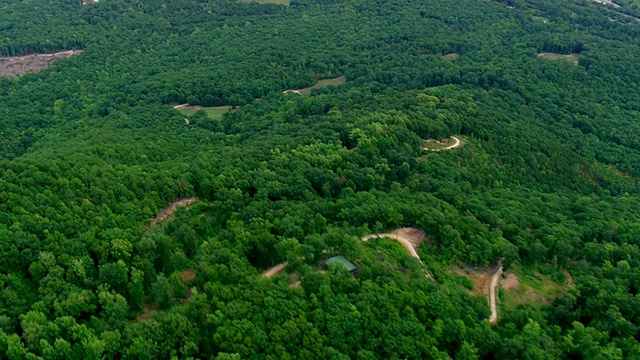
488;265;503;324
152;197;197;224
422;136;462;152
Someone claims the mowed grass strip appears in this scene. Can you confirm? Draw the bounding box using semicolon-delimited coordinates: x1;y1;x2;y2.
501;264;572;309
286;76;347;95
239;0;290;5
178;107;237;120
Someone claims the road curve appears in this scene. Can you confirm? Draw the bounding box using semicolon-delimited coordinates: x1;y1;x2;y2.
422;136;462;152
488;266;503;324
152;197;197;224
362;233;421;260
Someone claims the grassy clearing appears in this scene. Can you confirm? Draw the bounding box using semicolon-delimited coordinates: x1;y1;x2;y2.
180;108;228;120
442;53;460;61
501;264;571;309
538;52;579;66
285;76;347;95
239;0;290;5
176;106;237;120
422;136;464;151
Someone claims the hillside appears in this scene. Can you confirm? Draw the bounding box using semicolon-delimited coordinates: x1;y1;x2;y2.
1;0;640;358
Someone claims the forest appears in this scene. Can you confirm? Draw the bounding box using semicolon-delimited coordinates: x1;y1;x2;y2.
1;0;640;358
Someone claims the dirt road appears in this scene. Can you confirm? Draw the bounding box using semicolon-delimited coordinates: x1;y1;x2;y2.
152;197;197;224
362;232;422;260
422;136;462;152
262;262;288;278
488;265;503;324
362;230;434;279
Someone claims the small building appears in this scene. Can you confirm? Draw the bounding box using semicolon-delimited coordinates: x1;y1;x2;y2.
326;255;357;273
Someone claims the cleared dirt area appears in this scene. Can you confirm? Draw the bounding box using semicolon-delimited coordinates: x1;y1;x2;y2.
284;76;347;95
152;197;197;224
173;104;238;120
181;270;197;283
501;266;572;309
538;52;579;66
262;262;288;278
453;267;496;296
488;266;503;324
442;53;460;61
362;228;434;279
263;228;429;281
501;272;520;290
453;264;502;323
362;229;423;260
0;50;82;77
422;136;463;151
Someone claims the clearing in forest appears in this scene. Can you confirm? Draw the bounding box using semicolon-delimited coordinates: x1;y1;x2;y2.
283;76;347;95
362;228;434;279
422;136;463;151
537;52;579;66
453;265;502;323
239;0;291;5
262;262;288;278
442;53;460;61
152;197;197;224
361;228;427;260
262;228;429;282
173;104;238;120
0;50;82;77
501;265;573;309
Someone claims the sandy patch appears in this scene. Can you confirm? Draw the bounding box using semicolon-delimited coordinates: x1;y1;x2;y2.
442;53;460;61
152;197;197;224
501;272;520;290
0;50;82;77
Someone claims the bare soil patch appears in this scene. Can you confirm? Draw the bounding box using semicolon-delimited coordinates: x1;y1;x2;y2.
0;50;82;77
152;197;197;224
395;227;427;248
453;265;502;323
564;269;574;286
262;262;288;278
453;267;496;296
181;270;196;283
501;273;520;290
137;303;159;321
442;53;460;61
502;267;571;309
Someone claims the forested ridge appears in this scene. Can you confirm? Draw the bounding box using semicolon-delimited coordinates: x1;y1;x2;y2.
1;0;640;358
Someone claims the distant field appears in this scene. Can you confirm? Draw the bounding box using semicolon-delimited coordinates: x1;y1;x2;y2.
175;105;237;120
442;53;460;61
284;76;347;95
0;50;82;78
538;52;579;66
239;0;290;5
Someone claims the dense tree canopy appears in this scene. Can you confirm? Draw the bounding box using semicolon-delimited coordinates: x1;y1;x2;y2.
1;0;640;358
